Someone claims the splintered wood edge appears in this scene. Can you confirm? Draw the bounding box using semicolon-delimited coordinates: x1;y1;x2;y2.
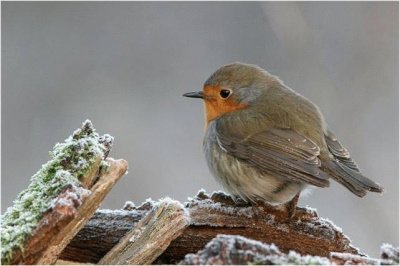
19;158;128;265
99;199;190;265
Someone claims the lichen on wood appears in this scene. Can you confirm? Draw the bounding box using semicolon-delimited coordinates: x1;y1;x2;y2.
0;120;120;265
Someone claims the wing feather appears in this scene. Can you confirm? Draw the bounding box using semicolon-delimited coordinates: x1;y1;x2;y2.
325;130;360;171
216;127;330;187
323;130;383;196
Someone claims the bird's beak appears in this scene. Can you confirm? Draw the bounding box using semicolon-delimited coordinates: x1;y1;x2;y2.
182;91;204;99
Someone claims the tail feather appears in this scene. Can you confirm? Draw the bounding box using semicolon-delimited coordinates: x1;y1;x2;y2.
323;160;383;197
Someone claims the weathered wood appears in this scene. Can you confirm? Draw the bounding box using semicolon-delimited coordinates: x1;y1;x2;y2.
62;190;361;264
330;252;386;265
80;156;102;189
99;199;189;265
180;234;331;265
17;158;128;264
180;235;399;265
59;208;148;263
157;191;358;264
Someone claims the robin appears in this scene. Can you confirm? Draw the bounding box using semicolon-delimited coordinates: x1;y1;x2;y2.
183;62;383;217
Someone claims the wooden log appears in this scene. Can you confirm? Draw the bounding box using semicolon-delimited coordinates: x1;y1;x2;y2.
59;208;148;263
157;190;359;264
61;190;361;264
59;200;152;263
180;235;398;265
180;234;331;265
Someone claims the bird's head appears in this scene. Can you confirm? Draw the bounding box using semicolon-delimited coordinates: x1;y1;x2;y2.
183;62;280;125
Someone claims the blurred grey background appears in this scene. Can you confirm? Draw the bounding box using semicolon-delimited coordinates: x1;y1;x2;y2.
2;2;398;257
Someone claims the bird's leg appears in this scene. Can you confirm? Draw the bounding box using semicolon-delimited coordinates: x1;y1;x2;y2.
250;199;279;218
285;192;300;221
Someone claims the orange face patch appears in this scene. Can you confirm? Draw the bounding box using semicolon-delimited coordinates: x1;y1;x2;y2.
202;85;248;125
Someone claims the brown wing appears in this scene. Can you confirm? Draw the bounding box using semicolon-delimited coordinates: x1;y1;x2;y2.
323;130;383;196
216;127;330;187
325;130;360;171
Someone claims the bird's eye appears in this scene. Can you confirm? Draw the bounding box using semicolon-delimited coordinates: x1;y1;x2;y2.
219;89;232;99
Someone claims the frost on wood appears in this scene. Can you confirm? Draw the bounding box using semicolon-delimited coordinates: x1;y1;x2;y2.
171;190;360;260
99;198;190;265
180;235;399;265
59;200;152;263
330;244;399;266
381;243;399;264
180;234;330;265
0;120;124;265
30;159;127;265
61;190;361;264
59;190;397;265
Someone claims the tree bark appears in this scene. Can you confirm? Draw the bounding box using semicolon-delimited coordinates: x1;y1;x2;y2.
180;234;397;265
14;158;128;265
61;190;361;264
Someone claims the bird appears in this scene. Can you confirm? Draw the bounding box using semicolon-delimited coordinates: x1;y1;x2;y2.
183;62;383;217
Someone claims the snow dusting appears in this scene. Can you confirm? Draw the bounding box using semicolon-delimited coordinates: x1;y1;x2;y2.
97;208;140;216
380;243;399;264
181;234;330;265
331;252;380;265
319;217;343;233
0;120;110;264
123;201;136;210
304;205;318;216
194;198;254;218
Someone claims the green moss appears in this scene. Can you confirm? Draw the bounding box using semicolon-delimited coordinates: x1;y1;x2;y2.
99;159;111;176
1;120;110;264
